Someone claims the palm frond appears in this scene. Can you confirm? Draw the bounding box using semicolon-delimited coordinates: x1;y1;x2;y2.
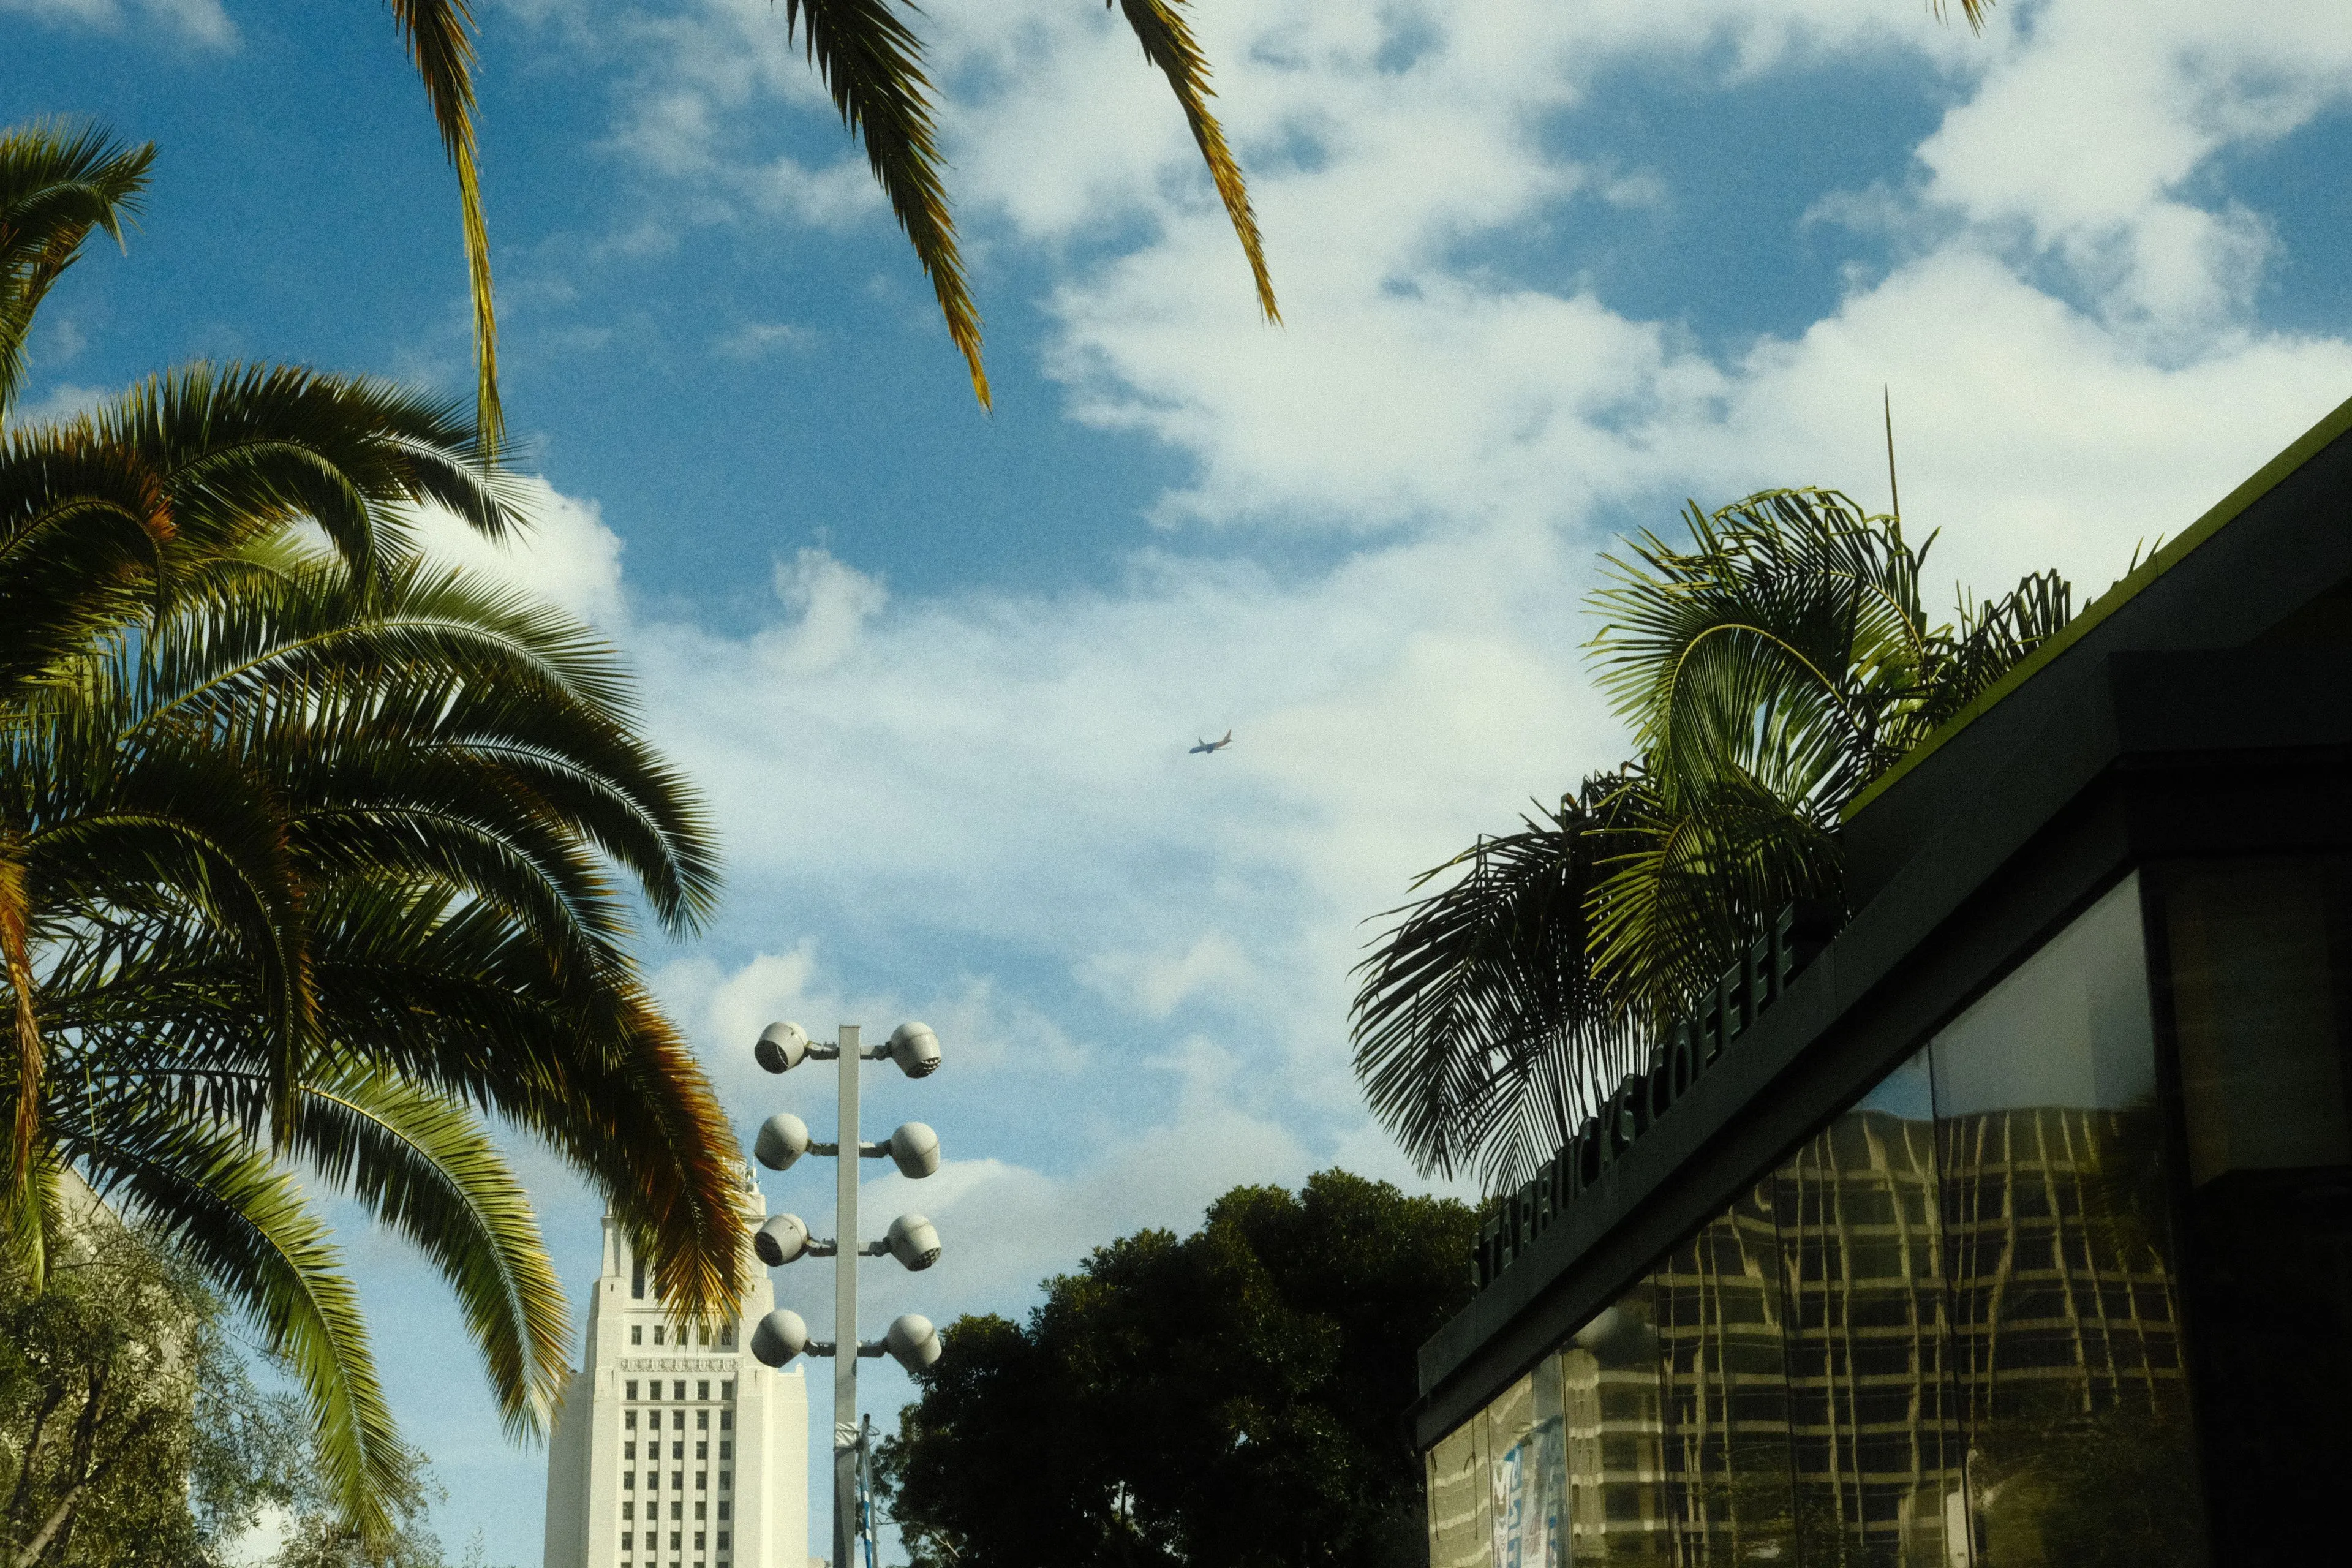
1109;0;1278;322
0;121;154;421
385;1;500;446
783;0;986;407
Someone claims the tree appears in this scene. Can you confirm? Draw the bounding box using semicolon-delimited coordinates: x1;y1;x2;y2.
3;123;745;1542
876;1171;1476;1568
1352;488;2073;1191
0;1194;315;1566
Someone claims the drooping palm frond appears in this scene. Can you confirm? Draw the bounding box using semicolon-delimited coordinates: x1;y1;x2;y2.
1109;0;1278;323
1352;775;1643;1189
385;1;501;447
67;1103;410;1540
0;122;152;421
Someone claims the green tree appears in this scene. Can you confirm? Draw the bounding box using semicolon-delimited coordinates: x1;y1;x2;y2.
0;1197;317;1566
3;123;745;1541
876;1170;1476;1568
1352;488;2074;1189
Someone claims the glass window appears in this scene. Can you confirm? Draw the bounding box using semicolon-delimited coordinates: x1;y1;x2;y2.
626;1381;638;1401
1484;1368;1563;1568
696;1441;707;1460
719;1441;731;1461
625;1441;636;1461
622;1532;633;1551
1648;1183;1792;1564
624;1472;635;1491
1932;874;2204;1566
623;1502;634;1521
1425;1411;1488;1568
721;1379;734;1400
2157;858;2352;1564
654;1325;666;1346
720;1471;730;1491
673;1411;684;1430
626;1411;637;1431
696;1471;707;1491
673;1381;686;1401
698;1379;710;1400
631;1256;645;1300
632;1326;643;1346
720;1411;733;1431
1772;1047;1959;1567
718;1502;730;1521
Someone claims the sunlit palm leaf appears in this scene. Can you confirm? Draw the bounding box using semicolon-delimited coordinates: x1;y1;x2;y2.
783;0;986;407
1110;0;1278;322
385;1;501;447
0;122;152;420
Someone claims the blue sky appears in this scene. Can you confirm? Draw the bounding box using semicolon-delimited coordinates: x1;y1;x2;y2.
9;0;2352;1560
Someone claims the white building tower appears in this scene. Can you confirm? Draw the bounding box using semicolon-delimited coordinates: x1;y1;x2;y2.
543;1189;809;1568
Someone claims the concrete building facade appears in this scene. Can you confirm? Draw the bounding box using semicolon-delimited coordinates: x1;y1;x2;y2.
544;1188;809;1568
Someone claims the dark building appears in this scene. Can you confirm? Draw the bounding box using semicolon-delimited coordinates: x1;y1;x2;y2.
1415;396;2352;1567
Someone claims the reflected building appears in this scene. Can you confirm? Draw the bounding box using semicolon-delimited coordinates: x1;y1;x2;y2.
1418;398;2352;1567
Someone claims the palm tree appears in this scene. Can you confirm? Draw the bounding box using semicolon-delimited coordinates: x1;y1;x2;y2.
1352;488;2071;1191
4;124;744;1539
372;0;1278;437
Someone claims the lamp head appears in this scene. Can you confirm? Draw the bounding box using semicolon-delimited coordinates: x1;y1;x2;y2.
755;1021;810;1075
752;1212;810;1268
753;1112;811;1172
884;1313;943;1374
888;1022;941;1079
750;1308;810;1367
885;1212;941;1271
888;1121;941;1180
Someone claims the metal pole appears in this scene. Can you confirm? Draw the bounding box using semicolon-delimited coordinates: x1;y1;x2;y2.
834;1024;860;1568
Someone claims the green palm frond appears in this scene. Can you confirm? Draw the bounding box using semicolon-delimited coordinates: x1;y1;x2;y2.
289;1062;570;1438
783;0;985;406
385;0;501;447
70;1106;410;1540
1109;0;1279;323
1352;777;1641;1187
0;121;153;421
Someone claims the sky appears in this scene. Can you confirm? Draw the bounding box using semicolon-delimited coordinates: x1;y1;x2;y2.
9;0;2352;1560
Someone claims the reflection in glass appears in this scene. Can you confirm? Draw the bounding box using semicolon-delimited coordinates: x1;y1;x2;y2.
1931;875;2204;1567
1648;1188;1795;1564
1489;1367;1569;1568
1774;1049;1959;1567
1564;1295;1670;1562
2160;859;2352;1564
1428;1411;1490;1568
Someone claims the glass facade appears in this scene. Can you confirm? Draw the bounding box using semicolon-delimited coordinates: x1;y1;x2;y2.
1428;873;2245;1567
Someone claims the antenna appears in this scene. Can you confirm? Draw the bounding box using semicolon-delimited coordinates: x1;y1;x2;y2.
1883;384;1902;524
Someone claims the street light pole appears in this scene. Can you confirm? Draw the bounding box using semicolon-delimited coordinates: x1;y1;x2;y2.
748;1019;946;1568
832;1023;859;1568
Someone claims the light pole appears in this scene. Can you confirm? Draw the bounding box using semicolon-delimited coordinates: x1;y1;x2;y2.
745;1020;946;1568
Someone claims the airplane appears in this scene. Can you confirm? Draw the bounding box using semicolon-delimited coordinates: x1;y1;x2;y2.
1190;730;1234;755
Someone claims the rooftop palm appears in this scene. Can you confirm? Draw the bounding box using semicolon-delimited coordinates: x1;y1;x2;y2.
1353;488;2071;1191
3;123;745;1540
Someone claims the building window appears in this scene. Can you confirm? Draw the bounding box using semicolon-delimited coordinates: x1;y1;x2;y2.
623;1503;635;1521
624;1472;636;1491
625;1380;638;1400
673;1471;683;1491
625;1411;637;1431
720;1322;735;1348
695;1442;707;1460
653;1325;665;1346
696;1411;708;1430
718;1442;731;1461
625;1441;636;1461
717;1502;730;1521
669;1532;680;1550
695;1471;706;1491
695;1534;706;1551
671;1501;682;1521
718;1535;729;1551
698;1325;710;1347
631;1257;644;1300
646;1471;657;1491
720;1379;734;1400
672;1411;684;1430
695;1502;706;1520
673;1381;685;1400
718;1411;732;1431
718;1471;729;1491
621;1533;633;1551
631;1326;643;1346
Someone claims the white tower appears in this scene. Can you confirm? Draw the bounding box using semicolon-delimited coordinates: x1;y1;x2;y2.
543;1191;809;1568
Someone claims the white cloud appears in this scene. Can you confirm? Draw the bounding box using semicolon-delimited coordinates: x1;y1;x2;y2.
410;475;630;628
0;0;233;47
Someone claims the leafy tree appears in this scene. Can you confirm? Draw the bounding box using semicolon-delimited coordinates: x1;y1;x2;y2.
0;1199;314;1566
3;123;745;1540
1352;489;2075;1190
876;1170;1476;1568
